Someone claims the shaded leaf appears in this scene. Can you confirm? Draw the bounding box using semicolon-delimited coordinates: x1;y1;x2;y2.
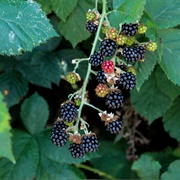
0;0;58;56
59;0;93;47
131;66;172;123
0;129;39;180
159;29;180;86
132;154;161;180
0;69;28;107
35;0;52;14
52;0;78;22
161;160;180;180
20;93;49;135
145;0;180;29
162;97;180;141
0;93;15;163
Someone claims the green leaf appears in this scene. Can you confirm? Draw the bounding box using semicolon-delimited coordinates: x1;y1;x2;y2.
135;51;158;90
131;66;172;123
132;154;161;180
161;160;180;180
0;69;29;107
0;93;15;163
59;0;93;47
0;129;39;180
35;0;52;14
90;141;137;179
37;129;99;165
145;0;180;29
162;97;180;141
52;0;78;22
18;52;63;88
57;49;87;78
0;0;58;56
20;93;49;135
109;0;146;28
37;157;86;180
159;29;180;86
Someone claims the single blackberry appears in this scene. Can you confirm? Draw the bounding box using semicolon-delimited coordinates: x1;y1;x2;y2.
105;91;124;109
106;118;123;134
117;72;136;90
86;21;98;33
53;120;68;130
69;143;85;158
96;69;107;84
137;46;146;60
81;134;99;153
50;129;68;147
121;23;138;36
122;47;139;63
60;102;77;122
99;39;117;57
89;52;104;66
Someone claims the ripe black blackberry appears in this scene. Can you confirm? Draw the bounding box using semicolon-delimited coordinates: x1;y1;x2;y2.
121;23;138;36
106;118;123;134
122;47;139;63
60;102;77;122
50;129;68;147
86;21;98;33
117;72;136;90
99;39;117;57
105;91;124;109
81;134;99;153
53;120;68;130
89;52;104;67
69;143;85;158
96;69;107;84
137;46;146;60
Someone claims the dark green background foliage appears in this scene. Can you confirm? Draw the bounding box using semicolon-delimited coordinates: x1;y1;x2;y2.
0;0;180;179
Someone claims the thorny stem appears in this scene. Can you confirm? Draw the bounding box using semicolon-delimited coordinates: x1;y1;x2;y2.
74;0;107;132
75;164;116;180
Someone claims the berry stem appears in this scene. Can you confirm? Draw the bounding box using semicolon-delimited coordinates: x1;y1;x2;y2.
75;0;107;130
84;102;103;113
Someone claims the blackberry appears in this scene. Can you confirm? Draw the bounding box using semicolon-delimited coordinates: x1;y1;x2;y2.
137;46;146;60
99;39;117;57
53;120;68;130
89;52;104;67
50;129;68;147
106;118;123;134
105;91;124;109
96;69;107;84
69;143;85;158
81;134;99;153
122;47;139;63
86;21;98;33
60;102;77;122
121;23;138;36
117;72;136;90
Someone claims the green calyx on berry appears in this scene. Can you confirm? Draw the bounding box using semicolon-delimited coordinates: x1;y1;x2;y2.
146;41;157;52
106;27;118;40
66;72;80;85
138;24;147;34
95;83;109;98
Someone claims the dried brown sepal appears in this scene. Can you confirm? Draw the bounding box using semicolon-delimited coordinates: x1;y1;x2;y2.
82;132;97;138
60;100;75;107
69;133;82;144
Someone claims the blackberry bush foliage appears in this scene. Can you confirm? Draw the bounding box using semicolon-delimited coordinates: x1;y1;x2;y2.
50;0;158;159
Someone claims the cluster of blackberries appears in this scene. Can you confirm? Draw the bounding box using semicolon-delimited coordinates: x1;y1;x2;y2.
50;101;99;158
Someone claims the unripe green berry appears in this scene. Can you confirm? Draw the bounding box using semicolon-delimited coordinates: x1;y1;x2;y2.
146;41;157;52
116;34;127;45
101;26;109;34
138;24;147;34
95;84;109;98
66;72;80;85
106;27;118;40
125;36;135;46
86;11;96;21
127;66;136;76
74;98;81;106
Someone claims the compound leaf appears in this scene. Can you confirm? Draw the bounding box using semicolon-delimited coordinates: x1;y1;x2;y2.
0;0;57;56
20;93;49;135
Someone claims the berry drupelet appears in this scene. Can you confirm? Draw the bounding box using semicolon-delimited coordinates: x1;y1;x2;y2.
69;143;85;158
86;21;98;33
121;23;138;36
89;52;104;67
96;69;107;84
106;118;123;134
